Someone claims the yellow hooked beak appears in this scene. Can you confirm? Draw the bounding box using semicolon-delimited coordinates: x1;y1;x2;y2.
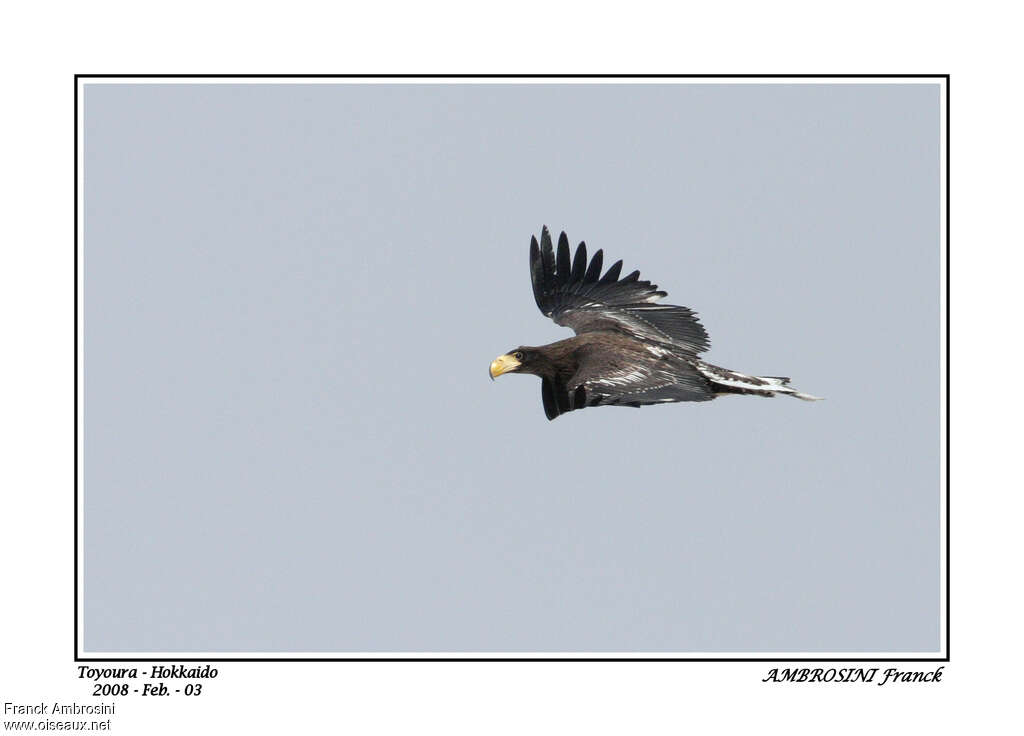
489;353;521;380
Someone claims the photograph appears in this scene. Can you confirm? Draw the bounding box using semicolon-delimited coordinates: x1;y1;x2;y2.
10;0;1018;719
76;78;946;658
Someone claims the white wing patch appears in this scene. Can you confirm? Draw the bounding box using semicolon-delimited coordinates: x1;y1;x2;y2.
585;364;683;397
591;367;650;387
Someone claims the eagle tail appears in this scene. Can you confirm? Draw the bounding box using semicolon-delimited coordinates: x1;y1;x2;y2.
787;388;825;401
698;364;824;401
759;375;823;401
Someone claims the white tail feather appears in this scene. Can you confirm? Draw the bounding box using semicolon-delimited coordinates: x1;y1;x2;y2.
695;362;823;401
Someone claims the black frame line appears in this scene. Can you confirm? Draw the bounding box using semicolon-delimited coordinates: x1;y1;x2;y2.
74;73;950;663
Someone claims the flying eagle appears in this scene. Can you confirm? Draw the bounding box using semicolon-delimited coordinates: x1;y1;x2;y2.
489;226;821;420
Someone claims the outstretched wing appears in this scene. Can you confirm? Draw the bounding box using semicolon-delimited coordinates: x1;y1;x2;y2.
530;226;710;355
541;349;715;420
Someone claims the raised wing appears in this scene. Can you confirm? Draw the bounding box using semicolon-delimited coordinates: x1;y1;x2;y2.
530;226;710;355
541;350;715;420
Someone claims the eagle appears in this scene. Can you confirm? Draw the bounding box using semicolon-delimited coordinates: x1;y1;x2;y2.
489;226;821;420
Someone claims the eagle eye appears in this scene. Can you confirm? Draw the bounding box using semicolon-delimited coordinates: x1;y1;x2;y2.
514;351;524;361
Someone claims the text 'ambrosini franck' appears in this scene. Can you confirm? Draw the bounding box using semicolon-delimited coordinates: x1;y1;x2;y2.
762;667;944;685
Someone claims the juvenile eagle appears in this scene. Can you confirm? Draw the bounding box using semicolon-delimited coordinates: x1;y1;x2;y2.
489;226;821;420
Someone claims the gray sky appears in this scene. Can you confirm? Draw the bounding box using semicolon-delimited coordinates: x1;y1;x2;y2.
83;82;940;653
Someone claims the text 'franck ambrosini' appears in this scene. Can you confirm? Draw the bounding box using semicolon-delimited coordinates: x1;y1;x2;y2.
762;667;944;685
5;703;115;716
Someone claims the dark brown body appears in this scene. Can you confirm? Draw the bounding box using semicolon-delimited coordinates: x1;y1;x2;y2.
501;333;718;420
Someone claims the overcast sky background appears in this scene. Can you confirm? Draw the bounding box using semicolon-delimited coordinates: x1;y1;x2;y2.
83;83;940;653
